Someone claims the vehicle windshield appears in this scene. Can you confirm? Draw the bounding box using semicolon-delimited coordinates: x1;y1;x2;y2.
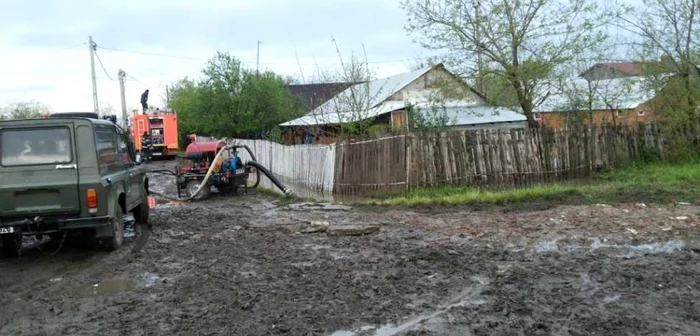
1;127;72;166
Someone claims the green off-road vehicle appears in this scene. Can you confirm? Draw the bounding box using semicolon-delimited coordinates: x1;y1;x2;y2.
0;114;150;256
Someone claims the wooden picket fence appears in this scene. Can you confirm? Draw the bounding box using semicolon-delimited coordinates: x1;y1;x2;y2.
205;123;694;197
333;124;680;195
225;139;336;197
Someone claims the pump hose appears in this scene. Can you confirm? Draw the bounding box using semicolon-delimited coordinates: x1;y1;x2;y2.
236;144;261;189
147;144;290;202
146;144;235;202
246;161;293;196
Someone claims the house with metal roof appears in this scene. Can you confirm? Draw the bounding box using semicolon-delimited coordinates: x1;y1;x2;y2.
532;74;665;129
279;63;526;144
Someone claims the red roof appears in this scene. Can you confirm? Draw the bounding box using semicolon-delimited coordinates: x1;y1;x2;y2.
601;62;642;75
582;62;643;77
185;141;226;155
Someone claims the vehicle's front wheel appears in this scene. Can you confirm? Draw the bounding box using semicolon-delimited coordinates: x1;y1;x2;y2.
1;234;21;257
103;204;124;251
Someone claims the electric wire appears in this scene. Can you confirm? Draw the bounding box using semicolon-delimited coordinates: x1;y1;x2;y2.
96;45;434;66
94;49;115;81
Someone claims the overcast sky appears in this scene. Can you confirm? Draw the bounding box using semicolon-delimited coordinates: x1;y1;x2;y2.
0;0;432;113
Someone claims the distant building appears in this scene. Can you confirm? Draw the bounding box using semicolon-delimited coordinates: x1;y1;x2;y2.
580;62;645;81
280;64;526;144
532;75;660;129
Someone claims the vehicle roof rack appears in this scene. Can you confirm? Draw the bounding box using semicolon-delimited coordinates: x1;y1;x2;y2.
48;112;118;124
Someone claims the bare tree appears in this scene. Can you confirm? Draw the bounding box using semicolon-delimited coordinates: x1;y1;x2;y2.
617;0;700;126
301;37;397;139
401;0;613;127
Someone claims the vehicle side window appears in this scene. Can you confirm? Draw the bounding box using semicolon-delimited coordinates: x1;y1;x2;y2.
94;125;122;174
117;130;133;164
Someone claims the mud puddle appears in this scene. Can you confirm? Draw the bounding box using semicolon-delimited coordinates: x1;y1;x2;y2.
71;279;140;297
528;237;687;257
331;276;490;336
69;272;168;298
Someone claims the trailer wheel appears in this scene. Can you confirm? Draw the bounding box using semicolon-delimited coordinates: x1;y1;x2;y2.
186;180;211;200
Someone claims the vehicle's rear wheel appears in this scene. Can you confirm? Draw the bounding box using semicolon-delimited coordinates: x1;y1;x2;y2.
132;188;150;224
103;204;124;251
1;234;21;257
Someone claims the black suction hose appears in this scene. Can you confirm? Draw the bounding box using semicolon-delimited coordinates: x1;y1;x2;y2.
234;144;260;188
246;161;293;196
237;144;257;162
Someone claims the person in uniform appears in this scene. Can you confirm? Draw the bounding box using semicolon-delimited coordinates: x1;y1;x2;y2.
140;89;149;113
141;131;152;161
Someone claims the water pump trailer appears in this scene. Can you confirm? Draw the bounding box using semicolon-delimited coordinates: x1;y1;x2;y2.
175;141;252;200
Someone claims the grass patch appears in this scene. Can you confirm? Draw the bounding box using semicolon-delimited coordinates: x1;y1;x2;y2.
364;161;700;207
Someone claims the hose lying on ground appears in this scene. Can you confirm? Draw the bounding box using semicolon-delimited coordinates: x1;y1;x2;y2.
147;144;291;201
246;161;293;196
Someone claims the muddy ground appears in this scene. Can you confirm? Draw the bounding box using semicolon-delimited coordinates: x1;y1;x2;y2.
2;161;700;335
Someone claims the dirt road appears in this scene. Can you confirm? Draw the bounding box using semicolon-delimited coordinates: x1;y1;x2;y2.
2;162;700;335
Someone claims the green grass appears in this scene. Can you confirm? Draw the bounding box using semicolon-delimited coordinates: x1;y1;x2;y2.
363;161;700;207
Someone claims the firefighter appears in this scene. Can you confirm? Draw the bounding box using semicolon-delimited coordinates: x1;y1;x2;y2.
140;89;149;113
141;131;152;161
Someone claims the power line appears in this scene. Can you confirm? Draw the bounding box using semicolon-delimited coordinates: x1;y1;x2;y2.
96;44;434;66
93;49;115;81
126;73;167;101
126;73;148;86
98;46;206;61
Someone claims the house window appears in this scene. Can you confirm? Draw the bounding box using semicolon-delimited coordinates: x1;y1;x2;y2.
616;110;625;118
533;113;542;121
638;110;645;116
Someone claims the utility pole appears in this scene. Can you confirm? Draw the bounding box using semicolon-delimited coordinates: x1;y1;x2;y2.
118;69;128;129
88;36;99;115
256;40;262;77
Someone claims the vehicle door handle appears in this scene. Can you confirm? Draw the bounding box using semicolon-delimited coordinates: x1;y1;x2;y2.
55;164;77;170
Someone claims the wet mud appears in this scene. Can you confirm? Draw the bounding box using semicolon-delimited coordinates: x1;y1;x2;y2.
1;161;700;335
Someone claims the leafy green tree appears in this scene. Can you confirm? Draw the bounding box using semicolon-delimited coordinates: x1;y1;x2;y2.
618;0;700;127
401;0;612;127
616;0;700;160
169;52;305;142
0;101;50;120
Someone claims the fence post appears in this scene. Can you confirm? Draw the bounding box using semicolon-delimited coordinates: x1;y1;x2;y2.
405;134;411;193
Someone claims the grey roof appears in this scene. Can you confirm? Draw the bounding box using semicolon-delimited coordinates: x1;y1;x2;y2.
281;66;434;126
533;76;658;113
415;104;527;126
